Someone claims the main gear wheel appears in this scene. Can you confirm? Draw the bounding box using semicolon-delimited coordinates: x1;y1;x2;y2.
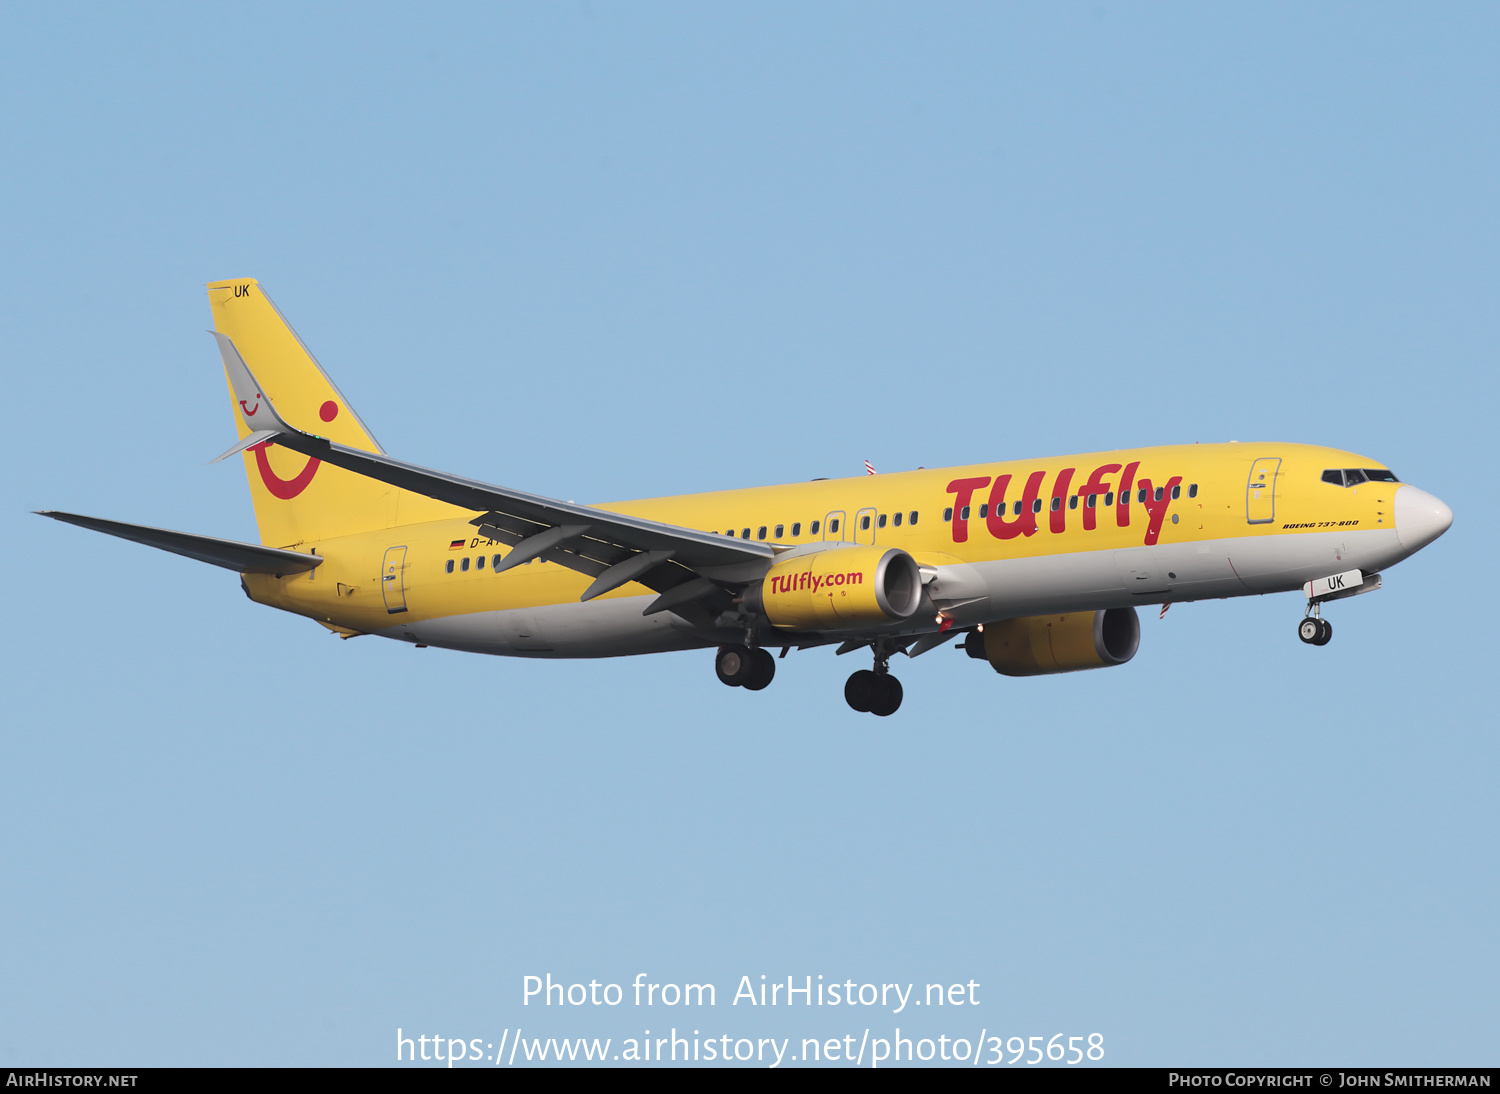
716;644;776;688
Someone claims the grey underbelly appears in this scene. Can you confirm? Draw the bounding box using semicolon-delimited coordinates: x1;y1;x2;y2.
961;528;1405;620
379;595;710;658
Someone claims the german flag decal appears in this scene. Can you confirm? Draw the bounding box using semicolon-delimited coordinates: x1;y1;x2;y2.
449;539;465;550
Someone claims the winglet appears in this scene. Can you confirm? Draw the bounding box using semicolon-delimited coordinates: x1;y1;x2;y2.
211;331;297;436
210;428;282;464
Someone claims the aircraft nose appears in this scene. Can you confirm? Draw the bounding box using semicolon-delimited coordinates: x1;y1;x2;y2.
1394;484;1453;552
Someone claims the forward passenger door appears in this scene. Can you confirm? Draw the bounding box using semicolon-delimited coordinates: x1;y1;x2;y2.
1246;458;1281;524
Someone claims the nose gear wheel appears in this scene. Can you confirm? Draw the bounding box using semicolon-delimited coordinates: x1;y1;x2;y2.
1297;617;1332;645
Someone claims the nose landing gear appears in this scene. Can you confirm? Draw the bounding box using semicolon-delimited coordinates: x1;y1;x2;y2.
1297;611;1332;646
844;646;903;716
716;644;776;690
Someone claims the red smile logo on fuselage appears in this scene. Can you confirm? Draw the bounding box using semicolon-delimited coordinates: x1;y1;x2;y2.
248;399;339;500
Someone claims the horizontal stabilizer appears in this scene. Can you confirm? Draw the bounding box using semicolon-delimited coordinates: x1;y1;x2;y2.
36;511;322;575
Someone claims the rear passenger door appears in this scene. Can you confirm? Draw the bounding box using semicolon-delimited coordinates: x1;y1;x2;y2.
381;545;408;613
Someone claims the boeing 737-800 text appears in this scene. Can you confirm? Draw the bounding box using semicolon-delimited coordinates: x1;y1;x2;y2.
40;280;1454;715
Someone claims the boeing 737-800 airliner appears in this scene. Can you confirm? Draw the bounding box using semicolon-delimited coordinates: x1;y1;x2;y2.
40;280;1453;716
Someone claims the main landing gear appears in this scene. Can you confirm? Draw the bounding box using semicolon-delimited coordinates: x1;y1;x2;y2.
1298;610;1333;646
714;641;904;715
716;644;776;690
844;646;903;717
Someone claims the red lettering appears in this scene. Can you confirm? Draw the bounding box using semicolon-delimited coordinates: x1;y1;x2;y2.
1078;463;1122;531
1049;467;1075;534
1137;475;1182;546
986;470;1046;540
1116;461;1139;528
945;476;991;543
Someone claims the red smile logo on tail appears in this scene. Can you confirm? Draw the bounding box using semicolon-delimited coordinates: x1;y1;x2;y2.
250;443;320;499
248;400;338;500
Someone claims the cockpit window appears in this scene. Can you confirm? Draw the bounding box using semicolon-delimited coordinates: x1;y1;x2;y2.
1321;468;1400;487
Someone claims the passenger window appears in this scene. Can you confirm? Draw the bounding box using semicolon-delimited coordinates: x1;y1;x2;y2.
860;516;870;531
476;555;485;569
792;522;801;536
829;519;839;533
493;554;502;569
960;506;970;520
1013;500;1023;516
1105;491;1114;506
811;520;820;534
892;512;902;527
1032;498;1042;514
943;507;954;522
1154;487;1164;502
1086;493;1096;508
1050;497;1061;511
774;524;784;538
757;526;767;540
461;557;470;572
978;503;988;518
1138;488;1148;503
445;559;454;574
742;528;751;539
909;511;918;526
1068;495;1078;510
877;514;887;528
1187;484;1197;498
1171;485;1181;500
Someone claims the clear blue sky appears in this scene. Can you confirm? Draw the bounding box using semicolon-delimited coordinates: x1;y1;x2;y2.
2;2;1495;1067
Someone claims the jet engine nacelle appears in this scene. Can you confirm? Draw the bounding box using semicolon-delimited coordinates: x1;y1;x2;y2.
745;545;923;631
963;607;1140;676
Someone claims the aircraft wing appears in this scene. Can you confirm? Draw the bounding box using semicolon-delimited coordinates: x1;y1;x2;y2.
211;333;769;618
37;510;322;575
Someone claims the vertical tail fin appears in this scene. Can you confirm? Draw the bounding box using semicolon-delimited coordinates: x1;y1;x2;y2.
208;279;450;546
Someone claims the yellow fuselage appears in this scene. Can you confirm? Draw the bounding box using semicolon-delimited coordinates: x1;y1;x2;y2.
244;441;1414;656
